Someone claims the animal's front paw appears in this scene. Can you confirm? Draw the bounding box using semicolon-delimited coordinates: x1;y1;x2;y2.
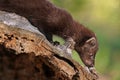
89;67;99;78
85;67;99;79
53;38;75;58
64;38;75;50
56;44;72;58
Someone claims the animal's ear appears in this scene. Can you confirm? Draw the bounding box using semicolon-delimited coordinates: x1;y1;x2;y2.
82;37;97;55
86;37;96;47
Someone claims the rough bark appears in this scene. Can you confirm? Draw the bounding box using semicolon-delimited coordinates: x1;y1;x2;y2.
0;11;98;80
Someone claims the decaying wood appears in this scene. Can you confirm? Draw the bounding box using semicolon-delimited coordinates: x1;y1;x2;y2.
0;11;98;80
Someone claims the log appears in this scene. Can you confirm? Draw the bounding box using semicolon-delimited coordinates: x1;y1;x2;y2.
0;11;98;80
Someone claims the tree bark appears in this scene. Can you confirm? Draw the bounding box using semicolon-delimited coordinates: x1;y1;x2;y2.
0;11;98;80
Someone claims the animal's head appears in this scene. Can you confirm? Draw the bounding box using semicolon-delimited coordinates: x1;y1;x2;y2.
75;37;98;67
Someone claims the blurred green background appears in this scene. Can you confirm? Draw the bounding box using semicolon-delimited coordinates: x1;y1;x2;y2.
51;0;120;80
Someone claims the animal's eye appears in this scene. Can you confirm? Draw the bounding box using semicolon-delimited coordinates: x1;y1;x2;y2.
90;42;96;46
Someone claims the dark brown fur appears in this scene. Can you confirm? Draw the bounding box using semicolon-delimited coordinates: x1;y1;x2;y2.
0;0;98;67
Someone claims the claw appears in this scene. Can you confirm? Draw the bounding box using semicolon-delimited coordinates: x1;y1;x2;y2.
89;67;99;79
